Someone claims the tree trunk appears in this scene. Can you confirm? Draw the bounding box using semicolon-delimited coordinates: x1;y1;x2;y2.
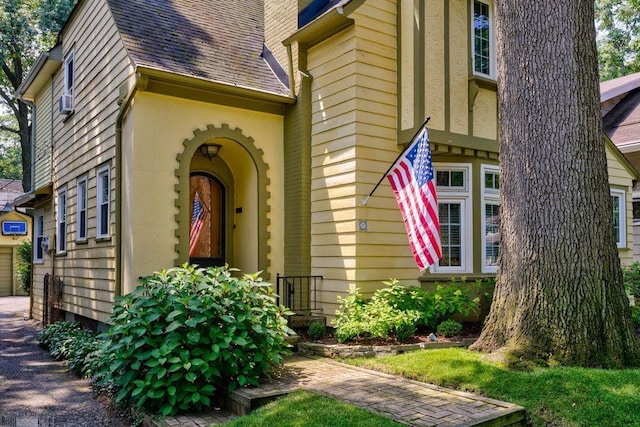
470;0;640;367
17;100;31;192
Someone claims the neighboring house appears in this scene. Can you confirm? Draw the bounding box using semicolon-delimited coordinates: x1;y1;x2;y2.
0;208;31;296
0;179;24;211
601;72;640;261
16;0;637;327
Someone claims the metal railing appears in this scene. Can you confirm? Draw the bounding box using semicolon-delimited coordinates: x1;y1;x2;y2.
276;274;323;314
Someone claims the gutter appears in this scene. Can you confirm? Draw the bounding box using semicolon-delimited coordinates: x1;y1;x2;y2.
114;73;148;297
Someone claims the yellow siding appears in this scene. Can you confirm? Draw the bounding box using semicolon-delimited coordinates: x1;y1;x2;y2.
424;0;446;131
33;83;53;190
606;145;636;266
448;0;468;135
48;0;134;323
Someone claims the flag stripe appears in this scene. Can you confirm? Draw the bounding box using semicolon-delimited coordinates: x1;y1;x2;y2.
386;127;441;270
189;192;206;256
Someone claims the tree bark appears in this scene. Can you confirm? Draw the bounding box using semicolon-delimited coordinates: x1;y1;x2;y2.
470;0;640;367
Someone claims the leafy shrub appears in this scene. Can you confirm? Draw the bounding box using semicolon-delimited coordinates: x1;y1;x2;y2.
101;265;294;416
623;263;640;297
307;322;326;340
437;319;463;337
333;279;480;343
15;241;32;294
38;321;81;351
394;321;416;342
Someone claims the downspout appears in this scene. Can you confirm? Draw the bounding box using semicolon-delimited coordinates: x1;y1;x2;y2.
114;72;147;297
49;79;56;323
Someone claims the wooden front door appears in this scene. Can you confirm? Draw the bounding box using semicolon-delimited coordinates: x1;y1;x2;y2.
189;173;225;267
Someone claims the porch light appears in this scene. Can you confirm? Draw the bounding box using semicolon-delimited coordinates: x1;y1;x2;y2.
199;143;222;160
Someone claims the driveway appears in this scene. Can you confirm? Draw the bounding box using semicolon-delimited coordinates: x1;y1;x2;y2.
0;296;129;426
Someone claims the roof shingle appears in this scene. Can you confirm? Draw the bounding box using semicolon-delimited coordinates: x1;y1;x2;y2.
106;0;290;97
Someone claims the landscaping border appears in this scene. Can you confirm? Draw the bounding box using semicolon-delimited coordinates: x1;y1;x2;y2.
297;338;477;358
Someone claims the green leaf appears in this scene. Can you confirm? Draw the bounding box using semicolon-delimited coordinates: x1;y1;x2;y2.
166;309;185;321
233;336;248;346
186;372;197;383
165;321;183;333
187;330;201;343
167;385;176;396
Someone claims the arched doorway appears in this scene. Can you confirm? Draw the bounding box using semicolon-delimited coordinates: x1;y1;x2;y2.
189;173;225;267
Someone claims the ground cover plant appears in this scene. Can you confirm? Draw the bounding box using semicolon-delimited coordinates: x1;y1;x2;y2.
332;279;480;342
220;390;402;427
345;348;640;426
100;265;294;416
37;321;102;377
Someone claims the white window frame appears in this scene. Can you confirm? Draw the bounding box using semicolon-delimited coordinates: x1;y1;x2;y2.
76;175;88;242
96;165;111;238
57;186;67;254
34;210;45;263
471;0;496;79
432;163;473;273
64;50;74;96
481;165;500;273
611;188;626;248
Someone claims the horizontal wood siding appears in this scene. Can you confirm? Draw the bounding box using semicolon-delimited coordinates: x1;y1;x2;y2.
606;146;636;266
33;83;53;190
32;202;54;323
49;0;134;324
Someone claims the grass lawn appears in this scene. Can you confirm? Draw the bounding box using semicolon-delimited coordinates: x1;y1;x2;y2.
220;390;402;427
344;348;640;426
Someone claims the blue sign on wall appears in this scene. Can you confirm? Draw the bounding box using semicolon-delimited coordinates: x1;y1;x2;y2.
2;221;27;236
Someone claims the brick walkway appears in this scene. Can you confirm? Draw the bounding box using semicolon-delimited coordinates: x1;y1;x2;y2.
155;355;525;427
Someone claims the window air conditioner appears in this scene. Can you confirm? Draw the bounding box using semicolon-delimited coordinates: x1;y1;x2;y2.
59;94;73;114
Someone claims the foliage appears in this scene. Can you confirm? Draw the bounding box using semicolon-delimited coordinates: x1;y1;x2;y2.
631;306;640;332
437;319;463;337
37;320;80;350
0;114;21;179
622;262;640;297
221;390;402;427
307;322;326;340
100;265;294;416
346;348;640;427
0;0;76;189
595;0;640;80
15;240;31;293
37;321;103;377
333;280;479;343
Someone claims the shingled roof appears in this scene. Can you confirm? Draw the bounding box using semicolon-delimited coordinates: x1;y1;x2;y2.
106;0;290;97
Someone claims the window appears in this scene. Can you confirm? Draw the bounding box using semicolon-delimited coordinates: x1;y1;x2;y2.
472;0;494;78
97;166;110;238
34;211;44;263
433;164;472;273
611;189;626;248
64;50;74;96
482;165;500;272
57;187;67;253
77;176;88;241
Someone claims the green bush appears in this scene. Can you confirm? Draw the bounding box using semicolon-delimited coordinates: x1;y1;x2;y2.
100;265;294;416
15;240;32;294
38;321;81;352
38;321;104;378
437;319;463;337
333;279;480;343
623;263;640;297
307;322;326;340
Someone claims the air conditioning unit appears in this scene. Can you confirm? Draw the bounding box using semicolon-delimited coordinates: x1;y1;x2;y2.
59;94;73;114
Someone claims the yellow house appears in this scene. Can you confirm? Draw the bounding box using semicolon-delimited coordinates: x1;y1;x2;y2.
16;0;637;327
0;208;31;296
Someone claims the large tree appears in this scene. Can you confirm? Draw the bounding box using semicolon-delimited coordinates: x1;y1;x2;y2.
595;0;640;80
0;0;75;191
469;1;640;367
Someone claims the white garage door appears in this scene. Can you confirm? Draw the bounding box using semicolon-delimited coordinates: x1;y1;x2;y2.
0;247;13;296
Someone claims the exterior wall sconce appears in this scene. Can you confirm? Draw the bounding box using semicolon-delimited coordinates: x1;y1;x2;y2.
199;143;222;160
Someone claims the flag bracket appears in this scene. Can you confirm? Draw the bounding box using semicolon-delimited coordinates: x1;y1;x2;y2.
362;116;430;205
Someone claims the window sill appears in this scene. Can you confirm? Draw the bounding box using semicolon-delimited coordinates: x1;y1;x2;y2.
470;75;497;91
76;239;88;245
33;260;44;265
55;251;67;257
61;110;75;123
95;236;112;243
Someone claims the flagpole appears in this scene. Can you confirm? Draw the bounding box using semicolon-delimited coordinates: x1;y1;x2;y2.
362;116;430;205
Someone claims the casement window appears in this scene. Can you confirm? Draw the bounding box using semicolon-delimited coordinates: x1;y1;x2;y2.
472;0;495;78
481;165;500;273
64;50;74;96
57;187;67;253
96;165;111;238
77;176;88;241
34;210;45;263
611;188;626;248
433;164;473;273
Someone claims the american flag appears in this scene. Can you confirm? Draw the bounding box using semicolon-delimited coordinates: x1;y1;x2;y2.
189;192;206;256
386;127;442;270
